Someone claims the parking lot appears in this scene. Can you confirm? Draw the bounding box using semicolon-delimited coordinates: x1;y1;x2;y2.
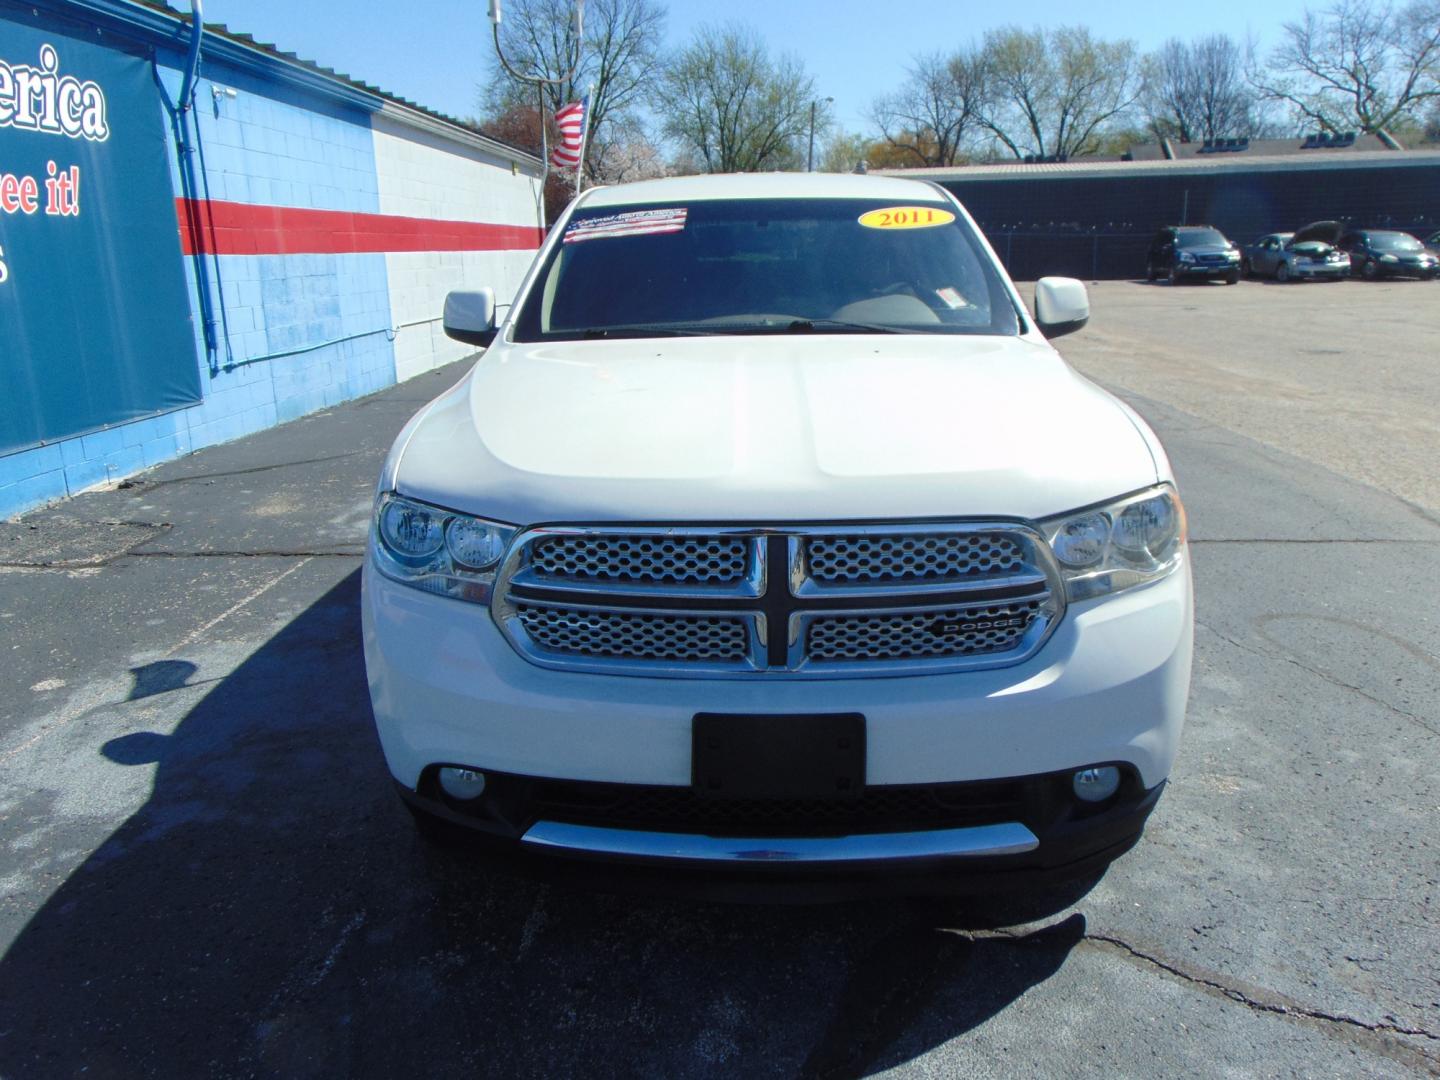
1;279;1438;1078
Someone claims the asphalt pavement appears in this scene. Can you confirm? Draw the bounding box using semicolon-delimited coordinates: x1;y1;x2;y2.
1;282;1437;1078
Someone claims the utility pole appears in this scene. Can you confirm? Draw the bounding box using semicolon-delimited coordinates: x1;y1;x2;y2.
807;96;833;172
487;0;586;212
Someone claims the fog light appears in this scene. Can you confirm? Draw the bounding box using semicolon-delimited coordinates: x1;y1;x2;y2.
1073;766;1121;802
439;767;486;800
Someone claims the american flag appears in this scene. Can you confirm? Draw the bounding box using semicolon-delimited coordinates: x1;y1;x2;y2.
550;98;588;169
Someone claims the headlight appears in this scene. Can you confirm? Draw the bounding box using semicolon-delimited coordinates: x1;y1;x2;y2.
1380;253;1399;263
1225;250;1240;261
1178;251;1196;264
371;492;515;603
1041;486;1186;601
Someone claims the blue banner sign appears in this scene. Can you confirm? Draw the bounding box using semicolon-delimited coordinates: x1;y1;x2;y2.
0;7;200;456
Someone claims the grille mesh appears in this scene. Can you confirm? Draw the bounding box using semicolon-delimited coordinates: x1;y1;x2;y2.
517;605;749;662
530;534;749;586
806;533;1024;584
807;601;1042;662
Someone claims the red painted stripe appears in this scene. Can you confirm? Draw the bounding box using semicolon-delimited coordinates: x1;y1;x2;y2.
175;198;543;256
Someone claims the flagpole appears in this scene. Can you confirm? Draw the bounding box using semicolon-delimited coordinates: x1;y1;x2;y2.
574;84;595;197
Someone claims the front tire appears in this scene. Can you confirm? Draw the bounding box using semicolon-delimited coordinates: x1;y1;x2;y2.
1361;260;1379;281
1168;266;1182;286
1276;261;1291;283
1241;258;1253;279
1225;271;1239;285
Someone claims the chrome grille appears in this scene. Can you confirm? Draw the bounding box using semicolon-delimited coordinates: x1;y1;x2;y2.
805;532;1024;585
531;534;749;586
806;600;1042;662
494;523;1063;678
516;605;750;663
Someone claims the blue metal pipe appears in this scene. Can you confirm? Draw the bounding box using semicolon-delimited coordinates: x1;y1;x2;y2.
175;0;219;361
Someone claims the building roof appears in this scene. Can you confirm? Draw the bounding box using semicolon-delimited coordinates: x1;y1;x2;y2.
1127;133;1396;161
101;0;541;166
881;147;1440;184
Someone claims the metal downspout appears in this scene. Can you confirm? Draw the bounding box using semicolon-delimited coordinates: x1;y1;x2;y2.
177;0;219;361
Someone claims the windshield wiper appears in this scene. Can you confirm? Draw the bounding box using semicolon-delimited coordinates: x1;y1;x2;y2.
784;318;901;334
580;325;722;339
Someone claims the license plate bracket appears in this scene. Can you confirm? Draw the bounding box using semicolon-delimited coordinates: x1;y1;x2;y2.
692;713;865;801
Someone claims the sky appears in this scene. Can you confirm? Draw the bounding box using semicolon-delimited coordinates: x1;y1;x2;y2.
200;0;1314;134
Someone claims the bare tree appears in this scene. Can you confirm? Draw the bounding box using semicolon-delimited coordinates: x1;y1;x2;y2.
1145;35;1260;141
976;26;1144;159
657;23;822;173
868;51;984;166
480;0;666;179
1254;0;1440;133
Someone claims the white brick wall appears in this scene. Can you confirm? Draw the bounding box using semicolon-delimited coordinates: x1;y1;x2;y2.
371;114;543;381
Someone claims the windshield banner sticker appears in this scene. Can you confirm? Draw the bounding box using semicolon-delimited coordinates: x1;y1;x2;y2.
563;208;688;244
857;206;955;230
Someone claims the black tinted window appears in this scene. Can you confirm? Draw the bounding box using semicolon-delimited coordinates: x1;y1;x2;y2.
1175;228;1227;248
514;198;1020;340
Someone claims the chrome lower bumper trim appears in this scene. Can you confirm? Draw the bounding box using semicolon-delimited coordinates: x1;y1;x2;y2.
520;820;1040;865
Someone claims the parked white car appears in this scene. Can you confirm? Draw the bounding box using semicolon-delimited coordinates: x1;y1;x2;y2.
362;173;1193;893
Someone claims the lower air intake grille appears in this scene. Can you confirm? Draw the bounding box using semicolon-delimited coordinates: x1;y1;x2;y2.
807;600;1042;662
516;605;749;663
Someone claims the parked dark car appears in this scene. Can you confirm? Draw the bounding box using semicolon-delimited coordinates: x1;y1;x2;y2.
1243;231;1349;282
1146;226;1241;285
1325;226;1437;281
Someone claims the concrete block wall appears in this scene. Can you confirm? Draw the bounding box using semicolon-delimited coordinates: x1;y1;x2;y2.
0;12;542;520
373;114;543;382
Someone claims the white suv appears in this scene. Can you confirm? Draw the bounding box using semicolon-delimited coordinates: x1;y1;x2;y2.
362;173;1192;892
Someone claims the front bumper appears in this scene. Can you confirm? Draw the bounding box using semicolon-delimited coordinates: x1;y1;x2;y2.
1176;262;1238;278
1290;261;1348;278
397;768;1167;897
363;557;1192;877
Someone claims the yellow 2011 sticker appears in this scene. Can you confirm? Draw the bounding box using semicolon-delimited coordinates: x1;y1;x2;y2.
857;206;956;230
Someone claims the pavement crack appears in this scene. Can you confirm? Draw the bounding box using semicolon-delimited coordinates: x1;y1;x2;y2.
1191;538;1439;545
1082;931;1440;1048
129;549;364;559
116;452;366;492
1196;620;1440;738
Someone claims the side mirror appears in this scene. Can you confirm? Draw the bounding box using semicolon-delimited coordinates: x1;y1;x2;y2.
1034;277;1089;339
443;288;498;348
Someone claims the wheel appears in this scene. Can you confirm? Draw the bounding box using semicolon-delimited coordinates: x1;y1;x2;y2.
1225;271;1239;285
1146;264;1157;282
1168;266;1181;286
1361;259;1378;281
1276;261;1290;283
1241;258;1253;278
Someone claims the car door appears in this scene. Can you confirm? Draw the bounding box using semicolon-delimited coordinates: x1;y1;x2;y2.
1147;231;1168;275
1255;237;1278;275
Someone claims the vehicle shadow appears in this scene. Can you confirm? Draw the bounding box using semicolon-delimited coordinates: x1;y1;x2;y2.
0;570;1098;1079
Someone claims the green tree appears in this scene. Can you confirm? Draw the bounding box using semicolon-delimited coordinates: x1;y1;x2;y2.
976;26;1144;159
657;23;823;173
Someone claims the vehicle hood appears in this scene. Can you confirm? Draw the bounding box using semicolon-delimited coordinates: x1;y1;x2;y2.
393;335;1160;524
1293;220;1345;245
1288;240;1337;256
1178;244;1234;257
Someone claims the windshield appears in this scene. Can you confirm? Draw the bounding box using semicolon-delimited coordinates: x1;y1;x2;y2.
1175;228;1228;248
512;198;1020;341
1370;232;1422;252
